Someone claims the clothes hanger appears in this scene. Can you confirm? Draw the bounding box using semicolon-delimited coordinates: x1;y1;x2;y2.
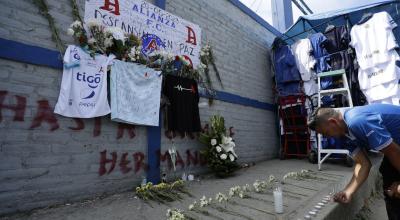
324;22;336;33
358;12;373;24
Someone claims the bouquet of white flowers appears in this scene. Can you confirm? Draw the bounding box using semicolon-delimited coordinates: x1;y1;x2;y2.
199;115;239;177
67;19;146;63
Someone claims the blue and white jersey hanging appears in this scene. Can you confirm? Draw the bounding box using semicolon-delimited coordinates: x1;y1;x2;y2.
54;45;115;118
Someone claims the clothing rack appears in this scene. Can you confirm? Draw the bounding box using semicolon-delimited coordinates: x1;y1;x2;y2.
281;1;396;43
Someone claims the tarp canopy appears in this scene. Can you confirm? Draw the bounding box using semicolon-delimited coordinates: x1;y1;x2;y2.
282;0;400;44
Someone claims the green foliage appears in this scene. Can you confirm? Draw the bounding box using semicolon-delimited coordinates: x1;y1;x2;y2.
33;0;65;54
135;180;192;203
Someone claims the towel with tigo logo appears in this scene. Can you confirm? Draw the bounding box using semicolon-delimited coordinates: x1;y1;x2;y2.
54;45;115;118
110;60;162;126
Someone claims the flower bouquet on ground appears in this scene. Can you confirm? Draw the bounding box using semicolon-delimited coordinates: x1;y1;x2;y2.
135;180;192;204
199;115;239;177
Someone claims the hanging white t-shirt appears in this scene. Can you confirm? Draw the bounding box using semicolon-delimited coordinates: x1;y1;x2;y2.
303;78;318;96
110;61;162;126
362;79;399;103
54;45;115;118
292;38;316;81
366;81;400;105
357;51;400;90
371;96;400;105
350;11;398;70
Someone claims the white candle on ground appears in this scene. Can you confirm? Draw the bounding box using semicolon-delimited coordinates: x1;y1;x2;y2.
273;186;283;213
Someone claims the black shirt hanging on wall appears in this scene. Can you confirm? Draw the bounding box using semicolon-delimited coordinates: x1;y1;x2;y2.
324;25;350;54
163;74;201;133
324;25;367;106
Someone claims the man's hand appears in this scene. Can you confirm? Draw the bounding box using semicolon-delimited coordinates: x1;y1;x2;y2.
385;182;400;198
335;149;371;204
333;190;352;203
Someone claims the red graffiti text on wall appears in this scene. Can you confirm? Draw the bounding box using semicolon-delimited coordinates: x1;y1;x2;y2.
0;91;135;139
99;149;206;176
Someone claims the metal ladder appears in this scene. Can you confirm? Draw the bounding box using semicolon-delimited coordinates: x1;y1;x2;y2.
317;69;353;170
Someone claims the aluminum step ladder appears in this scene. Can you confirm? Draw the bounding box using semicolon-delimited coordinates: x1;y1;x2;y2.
317;69;353;170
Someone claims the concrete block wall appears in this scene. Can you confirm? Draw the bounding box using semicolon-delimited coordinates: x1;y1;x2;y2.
0;0;278;215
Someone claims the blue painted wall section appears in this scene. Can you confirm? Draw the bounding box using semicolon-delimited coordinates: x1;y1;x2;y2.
145;0;167;184
228;0;282;36
199;89;275;112
146;113;162;184
0;36;276;183
155;0;166;9
0;38;63;69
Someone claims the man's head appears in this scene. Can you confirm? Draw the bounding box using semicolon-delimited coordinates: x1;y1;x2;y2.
308;108;347;138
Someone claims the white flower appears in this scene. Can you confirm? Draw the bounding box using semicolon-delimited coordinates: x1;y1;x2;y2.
229;154;235;162
70;20;82;29
220;135;237;157
216;146;222;153
301;169;309;174
104;37;114;48
220;154;227;160
67;28;75;36
166;53;174;61
222;136;232;145
88;38;96;45
268;175;276;183
211;139;217;146
253;181;261;192
131;47;137;55
109;27;126;42
215;192;228;202
200;196;208;207
188;204;194;210
128;47;141;61
166;209;185;220
86;19;100;29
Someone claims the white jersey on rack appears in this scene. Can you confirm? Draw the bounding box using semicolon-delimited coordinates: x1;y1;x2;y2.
371;96;400;105
350;11;398;70
357;51;400;90
291;38;316;81
362;79;399;103
54;45;115;118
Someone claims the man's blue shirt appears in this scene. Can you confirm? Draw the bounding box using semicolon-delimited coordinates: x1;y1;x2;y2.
343;104;400;156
